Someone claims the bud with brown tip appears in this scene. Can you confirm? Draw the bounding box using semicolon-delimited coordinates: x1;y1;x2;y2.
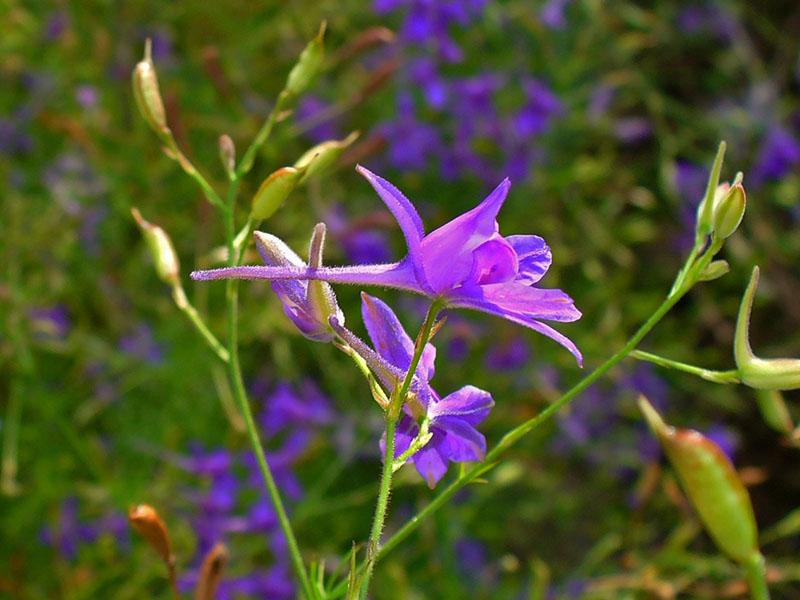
132;39;171;141
194;542;228;600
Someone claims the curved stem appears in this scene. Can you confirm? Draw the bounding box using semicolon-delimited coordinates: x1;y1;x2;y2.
359;301;443;599
222;180;312;598
630;350;739;384
171;285;229;363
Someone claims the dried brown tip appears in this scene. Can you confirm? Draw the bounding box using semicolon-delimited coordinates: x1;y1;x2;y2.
194;542;229;600
129;504;179;597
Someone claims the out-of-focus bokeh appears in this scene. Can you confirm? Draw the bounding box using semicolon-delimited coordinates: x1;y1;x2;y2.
2;1;800;598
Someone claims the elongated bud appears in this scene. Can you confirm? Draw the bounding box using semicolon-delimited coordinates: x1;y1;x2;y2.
712;182;746;240
755;389;793;434
695;141;727;239
132;39;170;140
698;259;730;282
295;131;360;182
250;167;304;221
194;542;228;600
218;134;236;177
638;396;759;564
129;504;175;568
735;267;800;390
285;22;326;97
131;208;180;285
306;223;341;331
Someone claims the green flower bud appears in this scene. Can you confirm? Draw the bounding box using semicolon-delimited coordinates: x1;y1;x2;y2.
250;167;303;221
712;182;746;240
735;267;800;390
131;208;180;285
132;39;170;140
294;131;359;182
285;22;326;97
218;134;236;178
698;259;730;282
755;390;793;434
638;396;759;565
695;141;726;239
307;223;340;328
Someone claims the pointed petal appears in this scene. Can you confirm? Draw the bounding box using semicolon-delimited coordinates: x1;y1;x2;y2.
506;235;551;284
480;283;582;322
419;178;511;292
429;385;493;425
450;296;582;365
411;430;449;488
190;260;423;293
356;165;427;284
361;293;436;380
468;237;518;285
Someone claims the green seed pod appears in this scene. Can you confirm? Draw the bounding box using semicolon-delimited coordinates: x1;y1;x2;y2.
250;167;303;221
712;182;746;240
294;131;359;182
735;267;800;390
132;39;170;140
131;208;180;285
698;259;730;282
285;22;326;97
755;389;793;434
638;396;759;564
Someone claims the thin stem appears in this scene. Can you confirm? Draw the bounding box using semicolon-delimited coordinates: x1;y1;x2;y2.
744;552;770;600
172;285;230;363
236;92;289;178
1;380;23;496
359;301;443;599
221;179;312;598
631;350;740;384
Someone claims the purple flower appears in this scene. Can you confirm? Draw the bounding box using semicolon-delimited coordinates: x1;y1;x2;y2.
540;0;571;30
256;380;333;438
751;126;800;186
253;226;344;342
29;305;71;341
334;293;494;487
119;323;164;364
193;167;582;362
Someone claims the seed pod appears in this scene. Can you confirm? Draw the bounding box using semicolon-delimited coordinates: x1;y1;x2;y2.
294;131;359;182
131;208;180;285
735;267;800;390
194;542;228;600
713;182;746;240
128;504;175;567
218;134;236;177
638;396;759;564
285;22;326;97
250;167;303;221
132;39;170;140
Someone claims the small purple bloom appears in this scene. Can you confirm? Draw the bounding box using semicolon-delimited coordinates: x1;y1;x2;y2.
336;293;494;487
75;84;98;110
540;0;571;30
193;168;582;362
29;305;71;341
257;380;333;438
119;323;164;364
751;126;800;186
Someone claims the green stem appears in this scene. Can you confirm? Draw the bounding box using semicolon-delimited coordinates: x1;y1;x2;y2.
172;285;229;363
631;350;740;384
222;180;312;598
236;92;289;178
744;553;770;600
359;301;443;599
328;285;691;598
1;380;23;496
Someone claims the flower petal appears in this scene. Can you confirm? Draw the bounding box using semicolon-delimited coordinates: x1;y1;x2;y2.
356;165;427;284
506;235;551;284
480;283;581;322
469;236;518;285
411;430;449;488
361;293;436;381
434;417;487;462
450;296;582;365
419;178;511;292
429;385;493;425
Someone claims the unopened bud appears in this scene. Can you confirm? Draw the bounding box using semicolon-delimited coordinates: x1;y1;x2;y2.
194;542;228;600
695;141;727;238
128;504;175;567
712;182;746;240
131;208;180;285
307;223;341;330
638;396;759;564
285;22;326;97
250;166;303;221
132;39;170;140
295;131;359;182
218;134;236;177
698;259;730;282
735;267;800;390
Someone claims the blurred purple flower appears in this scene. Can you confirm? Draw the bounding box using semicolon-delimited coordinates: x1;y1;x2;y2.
296;96;340;143
484;335;530;371
751;126;800;186
540;0;571;30
40;498;128;560
29;305;71;341
194;168;582;361
119;323;164;365
255;379;333;438
75;84;98;110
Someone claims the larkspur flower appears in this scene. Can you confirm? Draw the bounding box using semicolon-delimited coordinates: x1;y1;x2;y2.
193;167;582;362
332;293;494;487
